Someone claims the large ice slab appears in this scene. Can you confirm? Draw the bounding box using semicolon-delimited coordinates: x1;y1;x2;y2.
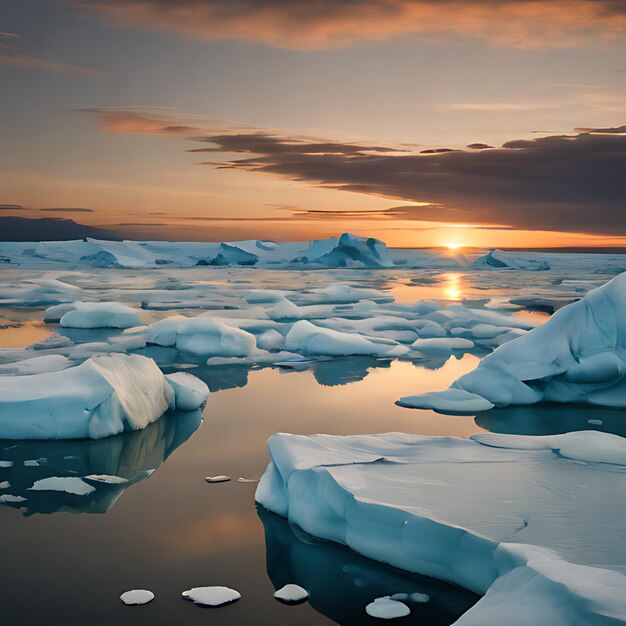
0;353;206;439
256;431;626;625
402;271;626;411
473;250;550;271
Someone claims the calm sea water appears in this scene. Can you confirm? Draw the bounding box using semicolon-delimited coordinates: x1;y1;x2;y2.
1;268;625;625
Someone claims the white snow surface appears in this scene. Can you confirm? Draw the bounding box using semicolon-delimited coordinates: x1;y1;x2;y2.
256;431;626;626
402;271;626;411
0;353;205;439
29;477;96;495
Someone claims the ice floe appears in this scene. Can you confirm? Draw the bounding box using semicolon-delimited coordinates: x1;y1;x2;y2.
182;586;241;607
273;584;309;603
0;353;205;439
120;589;155;605
57;301;143;329
256;431;626;625
29;477;96;495
165;372;210;411
365;596;411;619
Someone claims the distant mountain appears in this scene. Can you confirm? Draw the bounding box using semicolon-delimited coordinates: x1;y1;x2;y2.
0;217;120;241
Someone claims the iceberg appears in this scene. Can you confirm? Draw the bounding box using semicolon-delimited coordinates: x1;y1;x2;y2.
294;233;394;268
142;316;258;358
256;431;626;626
473;250;550;271
401;272;626;411
0;353;206;439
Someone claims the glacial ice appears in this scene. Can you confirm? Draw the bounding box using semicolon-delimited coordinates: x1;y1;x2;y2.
402;271;626;411
0;353;206;439
256;431;626;626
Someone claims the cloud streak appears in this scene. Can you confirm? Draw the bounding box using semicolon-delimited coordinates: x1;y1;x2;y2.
82;107;626;236
76;0;626;50
0;40;100;78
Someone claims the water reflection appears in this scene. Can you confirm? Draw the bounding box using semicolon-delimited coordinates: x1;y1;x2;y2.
0;410;202;515
259;507;479;625
476;403;626;437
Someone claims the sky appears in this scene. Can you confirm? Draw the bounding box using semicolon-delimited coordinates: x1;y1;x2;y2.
1;0;626;247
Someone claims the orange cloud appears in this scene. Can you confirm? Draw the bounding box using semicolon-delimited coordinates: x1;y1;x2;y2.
77;0;626;50
0;41;100;78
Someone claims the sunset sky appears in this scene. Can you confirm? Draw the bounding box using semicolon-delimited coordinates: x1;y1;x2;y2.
2;0;626;247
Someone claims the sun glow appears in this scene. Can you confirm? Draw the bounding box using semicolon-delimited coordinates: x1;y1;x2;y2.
445;243;463;250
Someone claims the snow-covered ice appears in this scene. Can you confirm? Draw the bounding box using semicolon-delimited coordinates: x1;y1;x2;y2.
256;431;626;625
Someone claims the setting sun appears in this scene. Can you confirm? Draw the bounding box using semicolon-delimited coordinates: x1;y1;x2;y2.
445;243;463;250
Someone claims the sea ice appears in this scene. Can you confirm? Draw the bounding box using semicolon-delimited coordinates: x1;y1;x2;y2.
256;431;626;625
182;586;241;607
397;389;494;413
29;477;96;495
205;475;231;483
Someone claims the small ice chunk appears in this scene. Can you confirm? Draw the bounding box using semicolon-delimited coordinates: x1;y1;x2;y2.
409;592;430;603
274;584;309;604
120;589;155;605
365;596;410;619
238;477;259;483
24;460;40;467
588;419;603;426
0;481;10;489
60;301;142;329
85;474;129;484
182;586;241;607
389;593;408;601
0;461;14;468
28;477;96;495
205;475;231;483
0;494;26;503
